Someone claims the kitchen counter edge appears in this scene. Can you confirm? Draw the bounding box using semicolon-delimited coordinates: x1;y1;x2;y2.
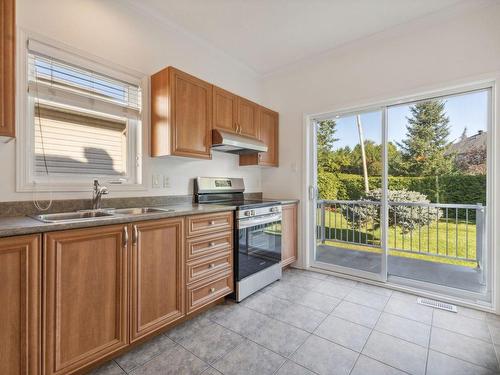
0;204;236;238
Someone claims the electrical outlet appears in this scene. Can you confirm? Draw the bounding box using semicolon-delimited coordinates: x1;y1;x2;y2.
152;174;161;188
163;176;170;188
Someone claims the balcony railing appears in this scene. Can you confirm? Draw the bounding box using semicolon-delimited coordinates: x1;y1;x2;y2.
317;200;486;268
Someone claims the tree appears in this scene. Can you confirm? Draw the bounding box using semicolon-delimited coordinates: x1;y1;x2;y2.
397;100;453;176
316;119;338;173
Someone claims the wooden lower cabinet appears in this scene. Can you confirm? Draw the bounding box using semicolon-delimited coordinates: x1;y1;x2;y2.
281;203;298;267
0;234;40;375
0;210;234;375
43;225;129;375
130;218;185;341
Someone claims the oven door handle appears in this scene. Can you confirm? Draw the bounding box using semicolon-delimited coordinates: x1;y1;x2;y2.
237;213;282;229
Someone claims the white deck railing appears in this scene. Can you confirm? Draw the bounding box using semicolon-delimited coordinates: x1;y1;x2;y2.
317;199;486;268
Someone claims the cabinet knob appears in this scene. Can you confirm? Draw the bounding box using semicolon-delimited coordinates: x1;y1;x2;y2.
209;263;215;269
210;287;216;293
210;220;216;225
209;241;216;247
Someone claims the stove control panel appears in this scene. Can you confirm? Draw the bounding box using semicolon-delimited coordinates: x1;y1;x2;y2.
238;205;282;220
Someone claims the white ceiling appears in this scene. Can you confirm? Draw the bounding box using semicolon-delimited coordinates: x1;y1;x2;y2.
136;0;468;75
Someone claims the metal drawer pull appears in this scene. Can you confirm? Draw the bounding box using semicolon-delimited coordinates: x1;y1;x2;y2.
209;241;216;247
209;263;215;269
132;225;138;245
210;287;216;293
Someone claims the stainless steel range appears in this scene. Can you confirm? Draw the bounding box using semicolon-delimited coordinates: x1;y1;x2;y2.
195;177;282;302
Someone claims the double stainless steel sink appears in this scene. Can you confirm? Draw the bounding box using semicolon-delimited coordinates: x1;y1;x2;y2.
31;207;175;224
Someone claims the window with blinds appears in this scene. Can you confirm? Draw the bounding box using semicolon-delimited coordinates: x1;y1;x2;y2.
24;39;142;185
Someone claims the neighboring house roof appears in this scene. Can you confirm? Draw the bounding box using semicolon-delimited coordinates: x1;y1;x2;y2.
445;130;487;156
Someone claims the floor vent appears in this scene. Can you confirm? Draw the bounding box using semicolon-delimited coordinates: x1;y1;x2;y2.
417;297;457;312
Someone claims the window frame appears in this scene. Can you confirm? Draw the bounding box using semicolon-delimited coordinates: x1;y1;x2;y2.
16;29;147;192
304;79;496;309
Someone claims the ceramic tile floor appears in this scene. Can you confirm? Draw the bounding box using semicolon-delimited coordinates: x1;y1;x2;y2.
88;268;500;375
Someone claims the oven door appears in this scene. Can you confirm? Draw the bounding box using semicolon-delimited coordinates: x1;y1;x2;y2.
236;213;282;281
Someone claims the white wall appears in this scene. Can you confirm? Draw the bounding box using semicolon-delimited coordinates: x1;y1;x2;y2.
0;0;262;202
260;1;500;273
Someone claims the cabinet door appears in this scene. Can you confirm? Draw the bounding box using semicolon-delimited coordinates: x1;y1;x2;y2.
130;218;185;341
258;107;279;166
0;234;40;375
44;225;128;375
213;86;237;134
281;204;297;267
171;68;212;158
237;97;259;139
0;0;15;138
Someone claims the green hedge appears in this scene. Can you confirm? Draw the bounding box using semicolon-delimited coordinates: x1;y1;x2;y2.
318;172;486;205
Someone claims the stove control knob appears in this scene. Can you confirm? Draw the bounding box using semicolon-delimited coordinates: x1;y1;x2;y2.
251;210;256;216
270;207;279;213
244;211;251;217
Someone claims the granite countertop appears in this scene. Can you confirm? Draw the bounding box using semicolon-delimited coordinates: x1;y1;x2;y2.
0;204;236;238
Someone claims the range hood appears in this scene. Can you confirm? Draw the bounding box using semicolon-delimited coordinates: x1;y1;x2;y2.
211;129;267;154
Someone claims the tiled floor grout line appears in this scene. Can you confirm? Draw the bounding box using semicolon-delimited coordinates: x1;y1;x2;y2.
272;277;357;375
102;269;499;375
487;321;500;368
347;287;397;375
424;308;435;375
120;339;184;374
204;309;310;367
112;359;128;374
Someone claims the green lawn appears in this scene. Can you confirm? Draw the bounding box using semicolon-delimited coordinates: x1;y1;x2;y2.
318;210;478;268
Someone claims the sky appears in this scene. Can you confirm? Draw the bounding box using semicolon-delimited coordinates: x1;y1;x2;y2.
326;89;489;150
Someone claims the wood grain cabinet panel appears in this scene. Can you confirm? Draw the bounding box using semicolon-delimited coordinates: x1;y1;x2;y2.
151;66;212;159
236;96;260;139
187;251;232;283
213;86;238;134
0;0;15;138
43;225;129;375
130;218;185;341
240;106;279;167
186;230;233;261
186;212;233;238
186;271;233;314
281;203;298;267
0;234;40;375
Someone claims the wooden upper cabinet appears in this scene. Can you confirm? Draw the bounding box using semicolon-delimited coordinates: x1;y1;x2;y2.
240;106;279;167
130;218;185;341
213;86;238;134
0;234;40;375
43;225;129;375
151;67;213;159
0;0;15;138
236;96;260;139
281;203;298;267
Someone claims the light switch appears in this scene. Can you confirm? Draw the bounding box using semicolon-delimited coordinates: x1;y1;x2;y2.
163;176;170;188
152;174;161;188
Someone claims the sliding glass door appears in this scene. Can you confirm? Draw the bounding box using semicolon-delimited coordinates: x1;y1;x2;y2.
312;109;387;282
310;86;492;302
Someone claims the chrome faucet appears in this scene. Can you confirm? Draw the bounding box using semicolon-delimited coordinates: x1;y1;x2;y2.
91;179;109;210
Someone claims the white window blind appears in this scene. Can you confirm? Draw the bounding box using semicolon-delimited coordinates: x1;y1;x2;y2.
27;40;141;118
23;38;142;184
35;104;127;177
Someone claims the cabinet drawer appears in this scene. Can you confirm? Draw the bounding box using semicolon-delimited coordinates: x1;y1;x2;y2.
187;272;233;314
186;231;232;260
186;212;233;237
187;252;232;284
